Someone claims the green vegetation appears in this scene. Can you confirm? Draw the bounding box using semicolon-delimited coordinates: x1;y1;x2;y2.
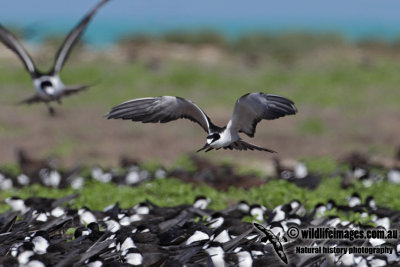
1;171;400;221
232;32;347;63
169;155;198;173
1;157;400;225
11;52;397;113
0;122;24;137
298;118;326;136
46;139;79;158
301;157;338;174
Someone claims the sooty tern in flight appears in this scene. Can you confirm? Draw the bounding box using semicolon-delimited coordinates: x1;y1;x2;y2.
105;92;297;152
0;0;110;115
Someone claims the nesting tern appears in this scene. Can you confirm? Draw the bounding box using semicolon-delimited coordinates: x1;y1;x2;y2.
106;92;297;152
0;0;110;115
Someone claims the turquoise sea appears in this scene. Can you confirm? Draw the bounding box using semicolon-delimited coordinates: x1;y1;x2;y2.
2;0;400;46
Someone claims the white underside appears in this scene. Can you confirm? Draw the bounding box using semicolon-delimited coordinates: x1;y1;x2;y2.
33;75;65;99
210;128;240;148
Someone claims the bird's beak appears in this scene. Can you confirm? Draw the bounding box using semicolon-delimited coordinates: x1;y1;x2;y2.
197;143;210;152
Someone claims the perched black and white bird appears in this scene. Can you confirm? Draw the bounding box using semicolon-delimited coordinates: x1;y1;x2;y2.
0;0;110;115
106;93;297;152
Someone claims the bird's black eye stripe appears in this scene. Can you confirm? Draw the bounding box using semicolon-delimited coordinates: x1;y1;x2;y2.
209;133;220;139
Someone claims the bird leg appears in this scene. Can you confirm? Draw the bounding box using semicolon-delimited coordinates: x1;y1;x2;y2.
46;103;55;116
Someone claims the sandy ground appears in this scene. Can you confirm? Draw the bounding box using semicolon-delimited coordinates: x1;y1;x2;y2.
0;102;399;173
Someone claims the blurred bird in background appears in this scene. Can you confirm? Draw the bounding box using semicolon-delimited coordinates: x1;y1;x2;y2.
0;0;110;115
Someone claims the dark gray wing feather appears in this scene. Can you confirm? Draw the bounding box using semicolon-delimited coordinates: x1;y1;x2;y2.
17;94;45;105
105;96;213;134
51;0;109;74
62;85;91;96
228;93;297;137
0;25;38;77
203;139;276;153
223;139;276;153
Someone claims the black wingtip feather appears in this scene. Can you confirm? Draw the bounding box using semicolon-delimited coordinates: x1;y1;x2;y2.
264;95;298;120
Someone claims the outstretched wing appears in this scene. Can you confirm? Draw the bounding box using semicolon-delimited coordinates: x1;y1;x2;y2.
224;140;276;153
61;85;91;96
51;0;109;74
228;93;297;138
200;139;276;153
0;25;38;77
105;96;213;134
17;94;45;105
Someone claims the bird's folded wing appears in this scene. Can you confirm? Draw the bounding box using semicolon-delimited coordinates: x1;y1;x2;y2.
0;25;38;77
228;93;297;137
105;96;212;134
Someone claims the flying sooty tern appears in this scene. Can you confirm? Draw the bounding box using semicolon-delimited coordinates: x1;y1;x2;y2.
0;0;110;115
105;92;297;152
